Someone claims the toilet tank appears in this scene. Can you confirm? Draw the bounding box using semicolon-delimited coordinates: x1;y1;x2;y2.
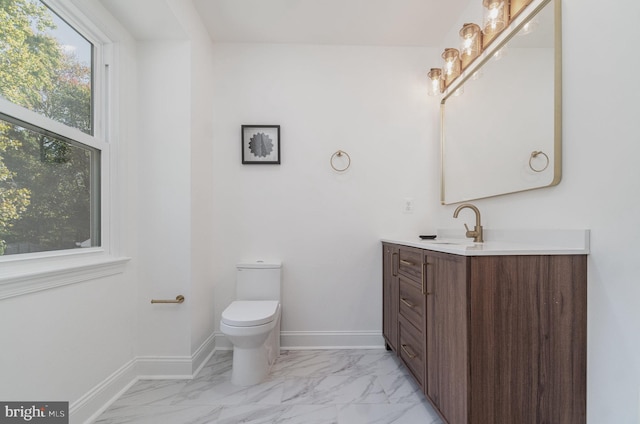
236;261;281;301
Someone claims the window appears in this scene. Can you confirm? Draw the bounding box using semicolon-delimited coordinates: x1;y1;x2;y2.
0;0;101;256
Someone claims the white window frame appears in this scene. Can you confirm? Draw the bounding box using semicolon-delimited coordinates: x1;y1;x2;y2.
0;0;128;299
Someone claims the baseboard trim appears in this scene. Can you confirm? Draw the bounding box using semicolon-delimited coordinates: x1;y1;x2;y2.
213;330;385;350
74;333;218;424
71;359;138;424
280;330;385;349
191;332;217;376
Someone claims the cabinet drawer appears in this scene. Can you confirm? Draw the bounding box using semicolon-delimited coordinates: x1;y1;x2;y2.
399;276;425;331
398;247;423;281
398;316;424;387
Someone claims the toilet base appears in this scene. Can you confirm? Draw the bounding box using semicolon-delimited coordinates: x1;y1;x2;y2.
231;345;270;386
222;307;281;386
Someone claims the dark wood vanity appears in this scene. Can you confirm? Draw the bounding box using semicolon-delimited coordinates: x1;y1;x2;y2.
382;242;587;424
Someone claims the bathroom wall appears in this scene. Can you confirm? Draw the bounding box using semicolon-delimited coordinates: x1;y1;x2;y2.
132;0;217;370
0;0;140;421
437;0;640;422
210;43;442;347
134;40;193;359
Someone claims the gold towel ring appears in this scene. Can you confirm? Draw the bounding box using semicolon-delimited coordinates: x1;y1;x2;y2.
330;150;351;172
529;150;549;172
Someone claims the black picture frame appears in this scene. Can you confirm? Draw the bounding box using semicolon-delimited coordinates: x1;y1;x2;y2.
241;125;281;164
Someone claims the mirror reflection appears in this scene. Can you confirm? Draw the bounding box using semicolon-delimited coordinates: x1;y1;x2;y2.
441;0;560;204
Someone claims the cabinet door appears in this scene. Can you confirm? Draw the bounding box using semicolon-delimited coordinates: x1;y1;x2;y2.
468;255;587;424
425;252;469;424
382;244;399;352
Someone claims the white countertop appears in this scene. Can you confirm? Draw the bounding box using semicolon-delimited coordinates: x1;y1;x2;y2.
381;229;590;256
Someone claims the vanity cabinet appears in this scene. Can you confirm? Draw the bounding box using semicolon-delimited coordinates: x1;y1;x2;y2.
382;242;587;424
382;244;398;352
397;245;427;388
425;251;469;424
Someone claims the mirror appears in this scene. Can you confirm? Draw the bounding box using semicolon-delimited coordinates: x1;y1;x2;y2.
441;0;561;204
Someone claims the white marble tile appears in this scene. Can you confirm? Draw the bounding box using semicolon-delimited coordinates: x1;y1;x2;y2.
243;378;285;404
93;404;223;424
170;378;249;406
94;350;442;424
332;350;405;377
110;379;190;407
271;350;346;377
272;350;402;378
194;351;233;381
338;402;444;424
377;372;425;404
216;404;338;424
281;375;388;405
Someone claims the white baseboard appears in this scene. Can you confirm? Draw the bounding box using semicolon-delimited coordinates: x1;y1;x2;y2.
191;332;217;376
281;330;385;349
214;330;385;350
71;359;138;424
73;333;218;424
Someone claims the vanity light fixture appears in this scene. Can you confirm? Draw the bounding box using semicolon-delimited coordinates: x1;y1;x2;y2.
425;0;537;98
482;0;509;46
460;23;482;69
442;48;461;87
427;68;443;96
510;0;533;19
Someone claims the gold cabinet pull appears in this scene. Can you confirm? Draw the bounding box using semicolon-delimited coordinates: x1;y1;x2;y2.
422;262;428;295
400;259;415;266
392;252;398;277
401;344;417;359
400;297;414;308
151;295;185;304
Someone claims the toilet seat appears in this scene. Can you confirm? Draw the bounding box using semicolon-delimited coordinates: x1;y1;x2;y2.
222;300;279;327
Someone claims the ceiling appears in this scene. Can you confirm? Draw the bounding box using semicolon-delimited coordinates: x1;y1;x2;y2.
100;0;472;46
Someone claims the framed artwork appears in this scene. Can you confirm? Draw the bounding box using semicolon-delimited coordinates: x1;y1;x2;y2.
241;125;281;164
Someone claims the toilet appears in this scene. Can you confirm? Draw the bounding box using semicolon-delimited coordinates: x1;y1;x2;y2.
220;261;281;386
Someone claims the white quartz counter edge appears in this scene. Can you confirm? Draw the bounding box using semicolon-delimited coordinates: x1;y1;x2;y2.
381;229;590;256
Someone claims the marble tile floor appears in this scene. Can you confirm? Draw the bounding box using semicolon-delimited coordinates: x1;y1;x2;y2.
94;349;444;424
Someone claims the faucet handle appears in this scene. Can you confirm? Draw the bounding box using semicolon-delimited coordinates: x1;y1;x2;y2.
463;223;472;235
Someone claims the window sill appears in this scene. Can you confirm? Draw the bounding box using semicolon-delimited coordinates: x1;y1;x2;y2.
0;252;130;300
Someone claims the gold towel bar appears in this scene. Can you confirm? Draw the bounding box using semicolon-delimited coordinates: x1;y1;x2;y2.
151;295;185;304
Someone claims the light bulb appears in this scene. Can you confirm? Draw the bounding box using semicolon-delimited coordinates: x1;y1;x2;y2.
483;0;508;35
459;23;482;69
442;48;461;86
427;68;443;96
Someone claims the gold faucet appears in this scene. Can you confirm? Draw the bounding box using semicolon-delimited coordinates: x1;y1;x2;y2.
453;203;484;243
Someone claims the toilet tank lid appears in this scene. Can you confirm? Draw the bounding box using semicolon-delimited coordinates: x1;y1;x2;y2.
236;261;281;269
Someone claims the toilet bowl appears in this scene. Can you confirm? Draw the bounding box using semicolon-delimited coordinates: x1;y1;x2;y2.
220;262;282;386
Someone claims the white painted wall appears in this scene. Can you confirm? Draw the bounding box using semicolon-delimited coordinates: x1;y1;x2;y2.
133;0;217;366
134;41;192;358
210;43;441;346
437;0;640;422
165;0;217;361
0;0;140;421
